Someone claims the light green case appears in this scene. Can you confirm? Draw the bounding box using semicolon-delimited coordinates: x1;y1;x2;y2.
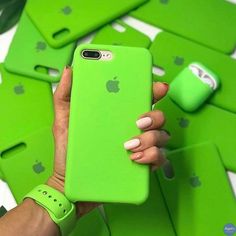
4;13;75;83
104;173;175;236
0;127;54;203
157;143;236;235
26;0;148;48
92;20;151;48
150;32;236;113
154;96;236;172
70;209;110;236
131;0;236;54
0;64;54;148
65;44;152;204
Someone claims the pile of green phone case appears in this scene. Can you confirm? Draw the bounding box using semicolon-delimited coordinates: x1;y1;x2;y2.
1;0;236;235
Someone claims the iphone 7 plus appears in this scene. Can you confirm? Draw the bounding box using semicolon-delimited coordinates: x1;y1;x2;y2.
65;44;152;204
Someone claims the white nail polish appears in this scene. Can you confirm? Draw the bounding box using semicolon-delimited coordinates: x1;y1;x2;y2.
124;139;141;150
136;117;152;129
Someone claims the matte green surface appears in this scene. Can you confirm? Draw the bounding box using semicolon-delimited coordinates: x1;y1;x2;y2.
154;95;236;171
5;13;75;83
92;20;151;48
168;63;219;112
150;32;236;114
70;209;110;236
0;64;54;148
65;44;152;204
104;173;175;236
157;143;236;235
26;0;148;48
131;0;236;54
0;128;54;203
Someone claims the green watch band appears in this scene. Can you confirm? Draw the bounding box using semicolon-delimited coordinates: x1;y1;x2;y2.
25;184;77;236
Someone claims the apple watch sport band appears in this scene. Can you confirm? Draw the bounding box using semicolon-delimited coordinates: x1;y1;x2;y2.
24;184;77;236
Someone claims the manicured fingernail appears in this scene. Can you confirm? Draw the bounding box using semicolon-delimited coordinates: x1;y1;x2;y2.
131;152;143;160
136;117;152;129
162;82;169;90
161;130;171;141
124;138;141;150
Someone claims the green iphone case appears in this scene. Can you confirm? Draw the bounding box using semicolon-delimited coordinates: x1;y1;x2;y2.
157;143;236;235
154;95;236;172
26;0;148;48
0;64;54;148
104;173;175;236
131;0;236;54
150;32;236;114
70;209;110;236
4;13;75;83
65;44;152;204
0;127;54;203
92;20;151;48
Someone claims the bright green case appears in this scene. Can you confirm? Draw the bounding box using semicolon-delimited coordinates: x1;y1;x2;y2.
157;143;236;235
92;20;151;48
154;95;236;172
104;173;175;236
4;13;75;83
70;209;110;236
131;0;236;54
0;127;54;203
65;44;152;204
150;32;236;114
0;64;54;148
25;0;148;48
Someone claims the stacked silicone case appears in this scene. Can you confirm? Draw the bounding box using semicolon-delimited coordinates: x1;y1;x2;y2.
65;44;152;204
26;0;148;48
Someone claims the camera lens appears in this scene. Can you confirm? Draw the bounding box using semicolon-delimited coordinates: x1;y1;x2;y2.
82;50;101;59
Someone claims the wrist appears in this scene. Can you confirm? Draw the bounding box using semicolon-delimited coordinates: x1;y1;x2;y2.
47;173;65;194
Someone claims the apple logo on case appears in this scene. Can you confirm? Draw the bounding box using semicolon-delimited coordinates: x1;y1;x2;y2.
14;84;24;95
178;118;189;128
62;6;72;15
189;174;201;188
36;41;47;52
160;0;169;4
174;56;185;66
106;77;120;93
33;161;45;174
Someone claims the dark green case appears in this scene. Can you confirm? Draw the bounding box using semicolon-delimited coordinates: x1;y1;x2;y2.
26;0;148;48
154;95;236;172
4;13;75;83
92;20;151;48
104;173;175;236
150;32;236;114
0;64;54;149
0;127;54;203
131;0;236;54
157;143;236;235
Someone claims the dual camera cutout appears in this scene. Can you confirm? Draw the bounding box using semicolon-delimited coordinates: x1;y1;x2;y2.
81;49;113;61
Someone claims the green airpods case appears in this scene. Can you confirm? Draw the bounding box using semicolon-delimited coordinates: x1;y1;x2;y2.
168;63;220;112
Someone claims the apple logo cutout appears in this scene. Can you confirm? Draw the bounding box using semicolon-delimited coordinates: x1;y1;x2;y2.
189;173;201;188
174;56;185;66
160;0;169;4
14;84;24;95
61;6;72;15
33;161;45;174
106;76;120;93
36;41;47;52
178;117;189;128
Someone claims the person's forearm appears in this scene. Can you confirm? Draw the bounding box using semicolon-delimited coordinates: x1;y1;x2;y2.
0;198;60;236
